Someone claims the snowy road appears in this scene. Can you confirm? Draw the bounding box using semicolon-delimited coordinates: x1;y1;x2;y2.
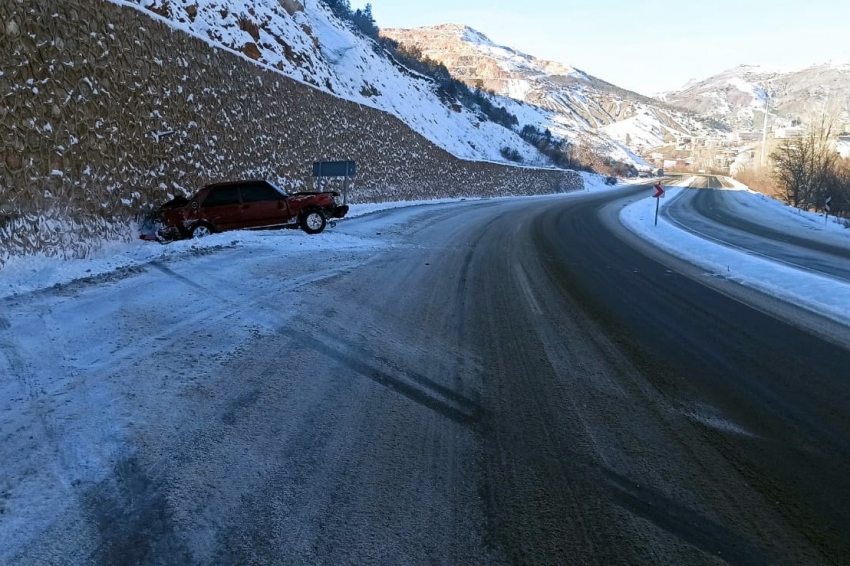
3;191;850;564
665;176;850;282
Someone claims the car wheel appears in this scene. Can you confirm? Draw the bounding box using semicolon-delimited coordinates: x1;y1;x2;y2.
300;210;326;234
191;223;213;239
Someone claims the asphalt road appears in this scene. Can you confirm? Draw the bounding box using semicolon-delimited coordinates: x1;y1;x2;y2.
5;188;850;565
665;176;850;281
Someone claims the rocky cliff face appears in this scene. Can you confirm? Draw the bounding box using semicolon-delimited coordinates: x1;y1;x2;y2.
107;0;551;165
384;24;587;92
0;1;582;263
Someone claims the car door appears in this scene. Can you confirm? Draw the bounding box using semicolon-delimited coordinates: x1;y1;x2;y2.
199;185;242;231
238;181;291;228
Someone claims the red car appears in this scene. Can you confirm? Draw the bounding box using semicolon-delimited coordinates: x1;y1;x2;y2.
153;180;349;240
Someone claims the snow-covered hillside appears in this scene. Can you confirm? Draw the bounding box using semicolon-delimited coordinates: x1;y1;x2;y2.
382;24;726;155
662;63;850;131
115;0;555;165
601;112;668;149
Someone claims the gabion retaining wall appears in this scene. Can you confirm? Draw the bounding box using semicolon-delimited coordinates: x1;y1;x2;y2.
0;0;583;263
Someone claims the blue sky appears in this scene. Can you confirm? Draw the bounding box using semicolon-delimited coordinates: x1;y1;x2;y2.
365;0;850;95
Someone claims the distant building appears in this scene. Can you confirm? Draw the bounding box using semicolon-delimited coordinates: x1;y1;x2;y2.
775;126;805;139
675;136;693;150
737;131;762;142
730;150;755;175
663;159;689;170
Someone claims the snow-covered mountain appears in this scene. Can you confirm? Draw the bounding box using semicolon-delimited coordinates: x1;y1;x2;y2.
661;62;850;131
381;24;727;152
116;0;551;165
117;0;645;169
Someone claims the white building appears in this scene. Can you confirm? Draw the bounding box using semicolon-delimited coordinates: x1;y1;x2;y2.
730;149;756;175
737;131;762;142
774;126;805;139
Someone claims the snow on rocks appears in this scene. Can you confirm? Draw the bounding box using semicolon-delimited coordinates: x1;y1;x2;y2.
111;0;550;165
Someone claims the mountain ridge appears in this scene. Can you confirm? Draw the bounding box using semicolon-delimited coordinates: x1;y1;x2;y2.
382;23;729;152
660;62;850;131
110;1;659;171
113;0;557;165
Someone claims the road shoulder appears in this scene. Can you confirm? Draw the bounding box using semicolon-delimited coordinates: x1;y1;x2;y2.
608;189;850;350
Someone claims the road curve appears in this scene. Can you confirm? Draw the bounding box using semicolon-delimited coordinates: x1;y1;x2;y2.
664;176;850;281
4;189;850;565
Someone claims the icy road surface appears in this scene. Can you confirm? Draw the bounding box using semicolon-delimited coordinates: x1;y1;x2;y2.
666;176;850;282
3;188;850;564
622;176;850;328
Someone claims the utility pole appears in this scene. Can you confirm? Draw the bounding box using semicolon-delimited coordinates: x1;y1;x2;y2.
760;94;770;168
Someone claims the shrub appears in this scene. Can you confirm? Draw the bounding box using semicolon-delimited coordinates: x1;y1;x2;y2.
500;147;523;163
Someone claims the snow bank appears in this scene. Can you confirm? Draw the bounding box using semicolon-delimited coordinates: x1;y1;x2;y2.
620;187;850;326
0;179;617;301
0;228;382;301
717;183;850;243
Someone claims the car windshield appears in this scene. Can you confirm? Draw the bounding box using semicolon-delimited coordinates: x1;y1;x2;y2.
266;181;288;197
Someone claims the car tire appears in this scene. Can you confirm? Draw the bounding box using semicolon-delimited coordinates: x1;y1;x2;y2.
300;210;326;234
190;223;213;239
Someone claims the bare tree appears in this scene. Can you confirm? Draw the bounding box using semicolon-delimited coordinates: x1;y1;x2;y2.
770;114;838;209
559;141;578;170
827;157;850;218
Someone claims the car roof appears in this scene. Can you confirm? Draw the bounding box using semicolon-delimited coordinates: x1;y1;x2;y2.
204;179;270;190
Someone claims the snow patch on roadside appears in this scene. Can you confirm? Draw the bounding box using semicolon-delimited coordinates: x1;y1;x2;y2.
620;187;850;327
684;405;756;437
0;179;612;300
346;198;483;218
718;181;850;243
0;229;384;301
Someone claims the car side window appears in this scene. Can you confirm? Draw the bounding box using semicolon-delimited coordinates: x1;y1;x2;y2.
240;183;282;203
202;187;240;208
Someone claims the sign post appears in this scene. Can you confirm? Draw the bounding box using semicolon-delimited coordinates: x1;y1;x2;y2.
825;195;832;225
312;161;357;205
653;184;665;226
